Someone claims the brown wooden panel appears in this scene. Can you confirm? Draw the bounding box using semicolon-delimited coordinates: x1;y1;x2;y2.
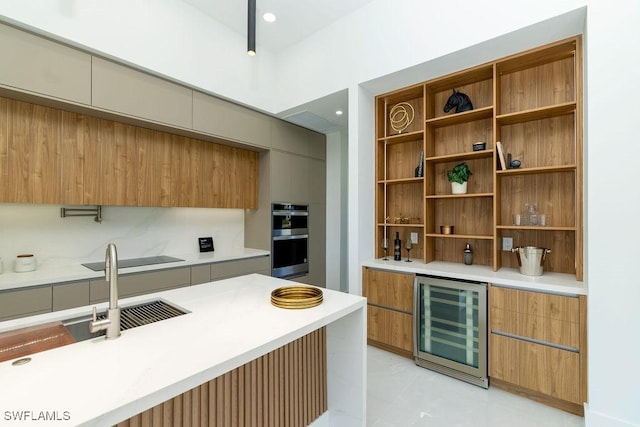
518;340;580;404
430;78;494;120
499;56;575;114
488;333;519;384
120;328;327;427
498;228;576;274
499;114;575;169
432;237;493;266
362;267;414;312
432;117;493;156
60;111;85;204
367;305;413;354
385;138;423;180
0;98;8;201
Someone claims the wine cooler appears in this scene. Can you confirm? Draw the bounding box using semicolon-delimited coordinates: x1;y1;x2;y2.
413;275;488;388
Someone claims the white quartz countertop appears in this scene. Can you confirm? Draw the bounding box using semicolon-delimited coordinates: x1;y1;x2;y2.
0;274;365;426
0;248;270;292
362;259;587;295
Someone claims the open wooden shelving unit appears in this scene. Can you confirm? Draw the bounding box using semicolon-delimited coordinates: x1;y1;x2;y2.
374;36;583;281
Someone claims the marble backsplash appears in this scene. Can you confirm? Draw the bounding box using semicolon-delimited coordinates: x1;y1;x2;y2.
0;204;245;272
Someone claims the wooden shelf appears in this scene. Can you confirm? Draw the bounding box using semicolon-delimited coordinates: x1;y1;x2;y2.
426;192;493;199
425;149;493;163
426;233;494;240
377;129;424;144
497;225;576;231
496;102;576;125
379;223;425;228
375;36;582;280
379;177;424;185
497;165;577;176
426;106;493;127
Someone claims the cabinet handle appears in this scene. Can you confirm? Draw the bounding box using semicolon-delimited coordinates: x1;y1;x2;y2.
491;330;578;353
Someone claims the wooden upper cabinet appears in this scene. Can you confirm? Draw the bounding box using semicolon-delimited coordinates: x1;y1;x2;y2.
0;99;64;204
0;24;91;104
91;57;192;129
0;96;258;209
192;91;271;149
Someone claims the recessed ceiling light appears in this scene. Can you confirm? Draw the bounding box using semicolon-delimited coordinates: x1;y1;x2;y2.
335;110;343;116
263;12;276;23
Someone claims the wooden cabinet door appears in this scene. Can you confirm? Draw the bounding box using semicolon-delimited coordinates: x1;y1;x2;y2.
518;340;581;404
489;333;519;384
1;100;63;204
367;305;413;353
362;268;414;313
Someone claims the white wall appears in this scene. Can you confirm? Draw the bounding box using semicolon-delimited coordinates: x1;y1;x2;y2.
2;1;640;425
583;2;640;426
0;0;279;112
0;204;244;270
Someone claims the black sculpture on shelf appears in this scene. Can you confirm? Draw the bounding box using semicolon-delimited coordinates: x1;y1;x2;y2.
443;89;474;113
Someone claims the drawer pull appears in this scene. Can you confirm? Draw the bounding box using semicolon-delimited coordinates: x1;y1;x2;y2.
491;330;578;353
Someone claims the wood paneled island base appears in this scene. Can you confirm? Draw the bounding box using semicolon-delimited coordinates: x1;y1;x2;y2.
118;328;327;427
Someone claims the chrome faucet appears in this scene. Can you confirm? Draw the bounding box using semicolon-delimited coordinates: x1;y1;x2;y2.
89;243;121;339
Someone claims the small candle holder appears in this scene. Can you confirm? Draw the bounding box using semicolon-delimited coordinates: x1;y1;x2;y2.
381;238;389;261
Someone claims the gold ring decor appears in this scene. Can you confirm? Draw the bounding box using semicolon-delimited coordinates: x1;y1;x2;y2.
389;102;415;133
271;286;323;309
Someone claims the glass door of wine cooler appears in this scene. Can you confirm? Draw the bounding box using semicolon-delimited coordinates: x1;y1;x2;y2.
413;275;488;388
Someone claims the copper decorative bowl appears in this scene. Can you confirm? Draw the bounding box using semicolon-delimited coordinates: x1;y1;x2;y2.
271;286;323;309
440;225;455;235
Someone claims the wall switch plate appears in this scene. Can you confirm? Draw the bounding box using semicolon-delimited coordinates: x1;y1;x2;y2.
410;232;418;244
502;237;513;251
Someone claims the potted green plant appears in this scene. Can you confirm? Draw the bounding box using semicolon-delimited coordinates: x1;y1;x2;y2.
447;162;472;194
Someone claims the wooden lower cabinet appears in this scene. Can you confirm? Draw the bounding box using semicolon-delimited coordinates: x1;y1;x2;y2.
118;328;327;427
362;267;414;358
488;285;586;415
367;305;413;355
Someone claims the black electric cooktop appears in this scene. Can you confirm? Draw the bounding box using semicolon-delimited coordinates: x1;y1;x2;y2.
81;255;184;272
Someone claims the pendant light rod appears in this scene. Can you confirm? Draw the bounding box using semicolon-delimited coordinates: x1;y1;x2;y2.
248;0;256;56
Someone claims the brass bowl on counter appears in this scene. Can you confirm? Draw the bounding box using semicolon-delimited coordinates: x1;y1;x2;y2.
271;286;323;309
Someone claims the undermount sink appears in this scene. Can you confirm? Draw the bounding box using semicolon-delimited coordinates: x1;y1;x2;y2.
63;299;188;342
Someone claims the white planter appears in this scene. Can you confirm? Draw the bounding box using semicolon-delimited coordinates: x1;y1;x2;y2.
451;181;468;194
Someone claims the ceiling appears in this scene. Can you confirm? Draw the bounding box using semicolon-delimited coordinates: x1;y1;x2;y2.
181;0;374;133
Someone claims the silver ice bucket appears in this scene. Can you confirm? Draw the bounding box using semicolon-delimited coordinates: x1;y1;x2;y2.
511;246;551;276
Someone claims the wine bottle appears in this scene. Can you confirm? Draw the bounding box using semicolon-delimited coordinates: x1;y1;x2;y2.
393;232;401;261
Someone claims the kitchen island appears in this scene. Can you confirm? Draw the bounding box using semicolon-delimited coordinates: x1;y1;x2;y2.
0;274;366;426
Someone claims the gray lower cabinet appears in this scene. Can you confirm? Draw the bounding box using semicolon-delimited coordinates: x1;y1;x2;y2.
210;256;271;281
0;286;52;321
90;267;191;304
190;264;211;285
52;281;90;311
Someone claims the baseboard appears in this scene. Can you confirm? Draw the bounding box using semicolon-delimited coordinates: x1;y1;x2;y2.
367;339;413;359
584;404;640;427
490;378;584;416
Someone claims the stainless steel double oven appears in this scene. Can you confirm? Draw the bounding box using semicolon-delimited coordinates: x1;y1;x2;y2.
271;203;308;279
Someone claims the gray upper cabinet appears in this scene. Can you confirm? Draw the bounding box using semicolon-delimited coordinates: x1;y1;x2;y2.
0;24;91;104
271;120;309;156
193;91;271;149
308;131;326;160
91;57;192;129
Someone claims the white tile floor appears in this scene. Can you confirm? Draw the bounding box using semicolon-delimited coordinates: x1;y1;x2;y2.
367;346;585;427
